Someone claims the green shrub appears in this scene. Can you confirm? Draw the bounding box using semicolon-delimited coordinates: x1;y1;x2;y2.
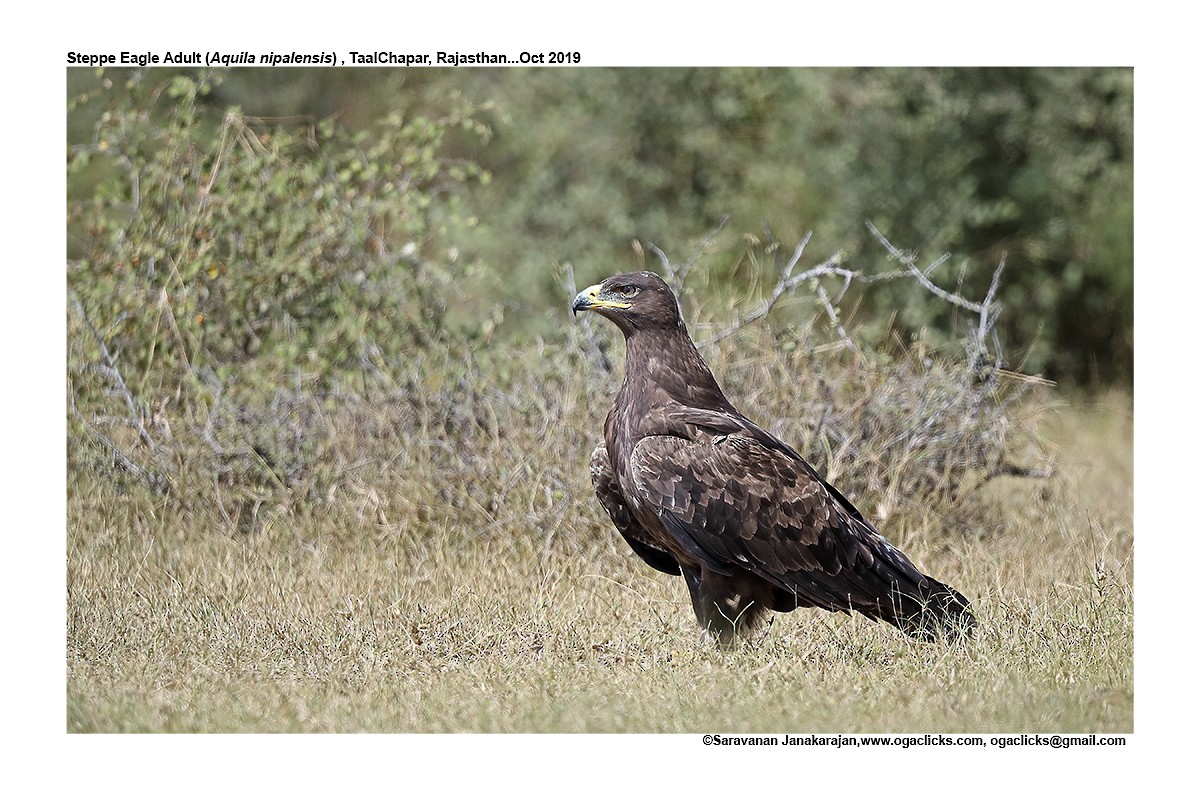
68;69;490;403
451;67;1132;382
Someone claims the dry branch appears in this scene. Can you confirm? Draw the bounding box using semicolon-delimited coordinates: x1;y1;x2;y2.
651;219;1050;494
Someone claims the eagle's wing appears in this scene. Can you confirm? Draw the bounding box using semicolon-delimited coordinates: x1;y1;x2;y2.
590;442;680;575
629;432;972;636
665;405;871;525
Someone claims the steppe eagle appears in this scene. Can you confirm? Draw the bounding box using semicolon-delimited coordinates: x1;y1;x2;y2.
572;271;974;644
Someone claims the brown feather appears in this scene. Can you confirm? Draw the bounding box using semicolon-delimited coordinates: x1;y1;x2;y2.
574;271;974;643
590;443;680;576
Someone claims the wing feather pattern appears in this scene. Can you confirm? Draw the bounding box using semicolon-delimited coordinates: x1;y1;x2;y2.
589;442;680;576
630;433;974;639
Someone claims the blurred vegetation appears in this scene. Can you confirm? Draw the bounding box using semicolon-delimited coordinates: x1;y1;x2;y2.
68;69;490;395
451;67;1131;383
70;67;1132;386
67;66;1123;530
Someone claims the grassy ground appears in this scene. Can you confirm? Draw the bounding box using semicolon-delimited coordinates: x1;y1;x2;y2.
66;386;1132;733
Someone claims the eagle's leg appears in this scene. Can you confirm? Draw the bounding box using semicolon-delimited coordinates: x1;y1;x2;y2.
682;564;769;646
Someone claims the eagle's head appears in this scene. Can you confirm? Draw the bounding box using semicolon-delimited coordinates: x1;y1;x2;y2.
571;271;684;335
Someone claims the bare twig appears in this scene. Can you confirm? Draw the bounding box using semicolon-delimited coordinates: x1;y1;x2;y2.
69;404;153;485
698;244;849;347
865;220;986;315
70;292;158;454
649;213;732;300
972;252;1008;374
645;218;1044;492
761;225;856;353
864;220;1011;382
650;220;1016;396
678;212;731;289
814;280;857;353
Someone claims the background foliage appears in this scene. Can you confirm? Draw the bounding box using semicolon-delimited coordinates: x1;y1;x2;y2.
71;66;1132;387
65;64;1128;537
68;70;490;392
468;67;1132;382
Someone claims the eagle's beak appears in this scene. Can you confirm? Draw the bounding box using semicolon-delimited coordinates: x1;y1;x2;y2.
572;284;631;316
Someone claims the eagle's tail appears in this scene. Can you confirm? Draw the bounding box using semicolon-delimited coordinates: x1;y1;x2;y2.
841;522;977;641
882;575;976;642
859;573;969;642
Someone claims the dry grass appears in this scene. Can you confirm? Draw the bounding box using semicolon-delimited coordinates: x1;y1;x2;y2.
67;339;1132;733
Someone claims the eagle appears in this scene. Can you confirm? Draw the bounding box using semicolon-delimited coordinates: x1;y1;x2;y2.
572;271;974;644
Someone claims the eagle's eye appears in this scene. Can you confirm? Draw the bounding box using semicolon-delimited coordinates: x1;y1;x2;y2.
615;285;639;299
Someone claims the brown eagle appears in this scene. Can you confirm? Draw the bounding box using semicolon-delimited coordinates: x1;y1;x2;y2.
572;271;974;644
